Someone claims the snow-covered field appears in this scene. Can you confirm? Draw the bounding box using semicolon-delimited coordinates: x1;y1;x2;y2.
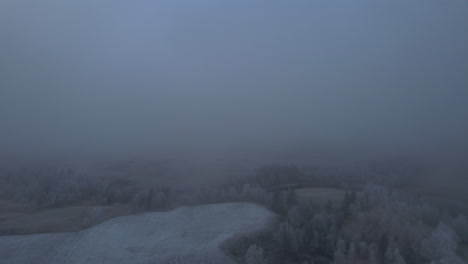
0;203;277;264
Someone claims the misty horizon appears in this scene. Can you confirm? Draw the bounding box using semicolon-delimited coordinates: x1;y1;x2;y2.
1;0;467;163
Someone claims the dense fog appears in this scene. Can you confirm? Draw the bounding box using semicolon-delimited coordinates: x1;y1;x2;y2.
1;0;467;164
1;2;468;264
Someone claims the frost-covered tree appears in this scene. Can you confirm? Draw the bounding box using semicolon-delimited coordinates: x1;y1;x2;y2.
429;255;466;264
336;239;346;254
332;247;346;264
245;244;267;264
240;184;271;204
393;249;407;264
450;214;468;243
420;222;458;261
271;190;287;214
368;243;379;264
347;241;357;261
358;241;368;259
420;204;440;226
274;222;305;253
288;205;306;227
326;199;334;214
164;253;227;264
131;187;171;210
309;231;319;253
385;246;394;264
286;188;298;206
311;213;328;233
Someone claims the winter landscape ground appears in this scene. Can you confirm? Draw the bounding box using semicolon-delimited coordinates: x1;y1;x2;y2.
0;203;277;264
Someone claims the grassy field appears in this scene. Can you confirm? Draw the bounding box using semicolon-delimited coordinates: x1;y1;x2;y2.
0;200;35;222
0;201;131;235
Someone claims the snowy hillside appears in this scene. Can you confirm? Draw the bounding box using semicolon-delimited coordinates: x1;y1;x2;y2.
0;203;277;264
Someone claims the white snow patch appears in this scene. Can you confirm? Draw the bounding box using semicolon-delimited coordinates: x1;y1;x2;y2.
0;203;276;264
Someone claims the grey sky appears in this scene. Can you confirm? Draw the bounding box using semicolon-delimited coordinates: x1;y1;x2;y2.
1;0;467;161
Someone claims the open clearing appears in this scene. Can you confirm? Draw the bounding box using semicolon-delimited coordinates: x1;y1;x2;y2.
0;204;131;235
0;202;277;264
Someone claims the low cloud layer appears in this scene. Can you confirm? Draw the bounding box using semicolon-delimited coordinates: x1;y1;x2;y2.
1;0;467;162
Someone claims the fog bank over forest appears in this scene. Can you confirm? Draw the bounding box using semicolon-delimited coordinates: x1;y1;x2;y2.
2;2;468;263
1;0;467;166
